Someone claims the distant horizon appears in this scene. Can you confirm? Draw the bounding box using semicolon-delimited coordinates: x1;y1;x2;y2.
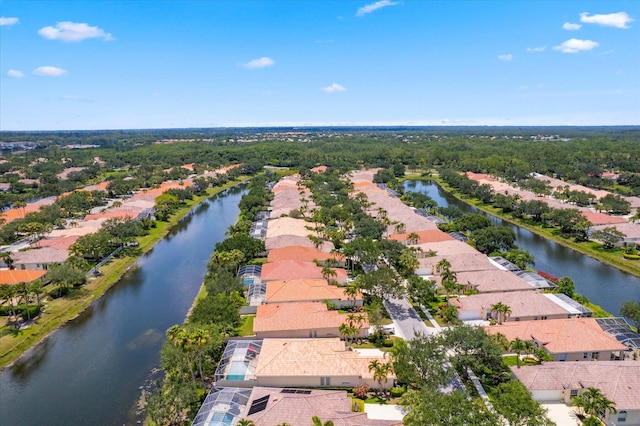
2;123;640;135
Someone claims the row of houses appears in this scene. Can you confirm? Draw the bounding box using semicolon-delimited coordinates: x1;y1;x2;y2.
348;169;640;426
194;169;400;425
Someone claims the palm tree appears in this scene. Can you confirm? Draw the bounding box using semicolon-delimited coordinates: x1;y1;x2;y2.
368;360;393;395
510;337;529;368
237;420;255;426
435;258;451;274
572;387;617;421
344;285;360;307
491;302;512;324
29;279;45;310
406;232;420;245
394;222;406;234
0;284;20;328
321;266;338;282
191;328;210;384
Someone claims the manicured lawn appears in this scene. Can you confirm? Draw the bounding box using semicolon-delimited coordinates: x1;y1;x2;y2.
365;396;387;404
238;315;255;337
502;355;518;366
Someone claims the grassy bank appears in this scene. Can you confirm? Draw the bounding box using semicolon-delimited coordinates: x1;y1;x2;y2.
409;175;640;279
0;177;249;369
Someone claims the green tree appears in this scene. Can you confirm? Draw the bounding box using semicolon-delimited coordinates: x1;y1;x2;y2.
490;380;554;426
499;249;535;269
402;388;499;426
472;226;516;254
441;325;504;378
620;300;640;330
590;227;626;249
571;387;617;421
555;276;576;299
390;334;450;388
510;337;532;368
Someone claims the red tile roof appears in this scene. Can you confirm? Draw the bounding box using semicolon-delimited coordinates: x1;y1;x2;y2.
0;269;47;285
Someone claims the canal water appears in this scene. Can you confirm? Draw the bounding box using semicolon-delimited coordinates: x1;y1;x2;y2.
0;185;245;425
404;180;640;317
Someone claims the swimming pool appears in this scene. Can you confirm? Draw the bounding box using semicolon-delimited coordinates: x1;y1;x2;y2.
225;361;248;381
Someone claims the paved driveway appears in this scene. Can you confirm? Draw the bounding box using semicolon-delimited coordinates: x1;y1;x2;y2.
384;297;434;340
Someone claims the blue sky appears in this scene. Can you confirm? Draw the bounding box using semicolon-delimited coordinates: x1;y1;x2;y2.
1;1;638;130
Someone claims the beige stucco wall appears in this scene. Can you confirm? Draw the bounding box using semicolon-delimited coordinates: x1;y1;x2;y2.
256;374;393;390
255;327;368;339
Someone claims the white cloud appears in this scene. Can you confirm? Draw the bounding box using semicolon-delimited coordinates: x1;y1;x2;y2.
563;22;582;30
33;66;67;76
526;46;547;52
323;83;346;93
6;69;24;78
0;17;19;26
580;12;634;29
59;95;92;102
498;54;513;61
553;38;599;53
38;21;113;42
356;0;398;17
243;57;275;69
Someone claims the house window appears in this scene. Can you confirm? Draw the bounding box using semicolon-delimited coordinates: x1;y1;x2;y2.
593;352;599;360
618;411;627;422
583;353;589;359
320;377;331;386
570;389;578;398
559;353;567;361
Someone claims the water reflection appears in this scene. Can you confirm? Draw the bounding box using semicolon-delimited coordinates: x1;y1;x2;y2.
9;339;51;382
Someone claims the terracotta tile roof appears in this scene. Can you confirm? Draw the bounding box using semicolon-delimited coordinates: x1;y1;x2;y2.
512;361;640;410
31;236;79;250
266;217;320;239
449;291;569;319
591;222;640;240
388;229;453;244
266;235;316;250
421;253;497;274
84;210;137;221
255;338;393;381
267;246;345;263
581;210;627;226
245;387;399;425
261;261;347;281
254;302;369;333
448;270;534;293
265;279;360;304
0;269;47;285
416;240;481;256
466;171;497;182
485;318;627;354
13;246;70;265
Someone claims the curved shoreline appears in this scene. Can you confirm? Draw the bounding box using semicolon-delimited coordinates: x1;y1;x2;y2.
0;178;249;370
403;174;640;279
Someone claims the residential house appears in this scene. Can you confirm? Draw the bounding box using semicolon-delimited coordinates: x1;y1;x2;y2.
267;246;345;266
512;361;640;426
254;302;369;339
261;260;348;284
485;318;628;361
265;278;362;308
448;291;572;322
214;338;395;390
